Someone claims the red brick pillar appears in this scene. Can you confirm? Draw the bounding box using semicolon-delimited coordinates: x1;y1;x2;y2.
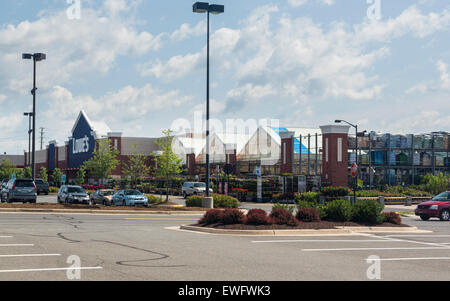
280;131;295;174
320;125;350;187
186;148;196;176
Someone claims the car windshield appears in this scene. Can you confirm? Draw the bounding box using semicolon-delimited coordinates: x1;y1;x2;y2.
34;180;43;184
102;190;115;196
68;187;85;193
194;183;206;188
15;180;35;187
432;192;449;201
124;190;141;196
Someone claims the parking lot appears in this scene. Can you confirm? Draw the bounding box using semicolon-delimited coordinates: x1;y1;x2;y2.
0;211;448;281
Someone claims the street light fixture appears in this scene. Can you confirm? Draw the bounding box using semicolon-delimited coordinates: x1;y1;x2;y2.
193;2;224;198
22;53;46;181
23;112;33;166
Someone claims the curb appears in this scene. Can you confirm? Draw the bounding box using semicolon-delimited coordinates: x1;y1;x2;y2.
180;225;430;236
0;208;206;215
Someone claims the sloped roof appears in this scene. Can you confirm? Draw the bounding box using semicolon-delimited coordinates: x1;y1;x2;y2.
265;126;322;154
72;110;111;139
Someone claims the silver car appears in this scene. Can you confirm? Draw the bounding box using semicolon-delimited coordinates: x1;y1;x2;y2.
0;179;37;203
182;182;212;198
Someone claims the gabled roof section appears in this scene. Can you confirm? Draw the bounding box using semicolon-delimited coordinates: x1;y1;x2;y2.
71;110;111;139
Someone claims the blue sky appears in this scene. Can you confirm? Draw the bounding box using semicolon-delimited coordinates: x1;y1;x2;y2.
0;0;449;154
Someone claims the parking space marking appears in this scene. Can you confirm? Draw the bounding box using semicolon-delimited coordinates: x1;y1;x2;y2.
124;218;198;221
0;244;34;247
302;247;449;252
0;236;13;238
0;254;61;258
371;257;450;262
0;266;103;273
384;235;450;238
252;239;403;243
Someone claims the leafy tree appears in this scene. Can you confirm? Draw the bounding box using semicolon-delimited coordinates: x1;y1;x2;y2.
38;167;48;182
421;173;449;195
83;139;119;184
52;168;63;187
24;167;33;179
0;159;18;180
15;168;25;179
122;145;151;188
76;167;86;185
155;129;184;202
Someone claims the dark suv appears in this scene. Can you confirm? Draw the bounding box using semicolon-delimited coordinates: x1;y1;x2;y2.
34;178;49;195
0;179;37;203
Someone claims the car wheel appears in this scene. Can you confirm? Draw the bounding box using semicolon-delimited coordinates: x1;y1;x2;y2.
440;209;450;221
420;215;430;221
183;192;187;199
122;200;126;207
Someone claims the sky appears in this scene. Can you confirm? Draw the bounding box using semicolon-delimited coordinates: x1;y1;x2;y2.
0;0;449;154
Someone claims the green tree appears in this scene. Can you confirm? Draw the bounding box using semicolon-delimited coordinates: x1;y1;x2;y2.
76;167;86;185
122;145;151;188
155;129;184;202
15;168;25;179
38;167;48;182
0;159;17;180
83;139;119;184
24;167;32;179
52;168;63;187
421;173;449;195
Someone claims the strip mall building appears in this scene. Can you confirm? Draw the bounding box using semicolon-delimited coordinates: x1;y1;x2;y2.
3;110;448;186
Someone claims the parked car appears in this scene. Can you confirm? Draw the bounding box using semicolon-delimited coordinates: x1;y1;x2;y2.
0;179;37;203
57;185;90;204
112;190;149;207
415;191;450;221
34;178;49;195
89;189;116;206
182;182;213;198
1;179;9;195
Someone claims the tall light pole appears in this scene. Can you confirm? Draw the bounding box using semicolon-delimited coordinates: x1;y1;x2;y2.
23;112;33;166
193;2;224;198
22;53;46;181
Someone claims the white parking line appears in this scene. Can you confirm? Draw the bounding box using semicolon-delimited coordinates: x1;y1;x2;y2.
252;239;403;243
0;236;12;238
0;244;33;247
384;235;450;238
302;247;449;252
0;266;103;273
0;254;60;258
372;257;450;262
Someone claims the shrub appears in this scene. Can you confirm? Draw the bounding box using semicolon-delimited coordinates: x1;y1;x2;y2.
246;209;271;225
146;195;163;204
49;186;59;193
382;212;402;225
199;209;223;225
212;194;239;208
352;200;384;225
296;208;321;222
321;186;350;198
324;199;353;222
220;208;245;225
272;203;295;213
276;192;295;201
295;192;320;203
270;208;299;226
186;195;203;207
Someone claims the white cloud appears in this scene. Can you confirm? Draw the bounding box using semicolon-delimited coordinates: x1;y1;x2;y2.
437;60;450;90
0;94;6;104
406;60;450;94
170;20;206;41
288;0;335;7
0;7;163;94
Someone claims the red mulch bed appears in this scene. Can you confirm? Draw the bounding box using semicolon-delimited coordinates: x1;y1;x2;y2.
193;221;409;230
0;203;205;211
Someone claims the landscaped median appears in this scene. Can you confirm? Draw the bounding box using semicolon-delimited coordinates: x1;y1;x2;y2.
180;199;429;235
0;203;207;215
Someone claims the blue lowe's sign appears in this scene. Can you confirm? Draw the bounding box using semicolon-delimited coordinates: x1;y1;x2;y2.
68;112;96;169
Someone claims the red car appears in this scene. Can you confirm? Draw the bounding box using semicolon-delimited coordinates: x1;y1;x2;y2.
415;191;450;221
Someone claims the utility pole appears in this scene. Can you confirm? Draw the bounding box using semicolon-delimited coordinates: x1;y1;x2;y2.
40;127;45;150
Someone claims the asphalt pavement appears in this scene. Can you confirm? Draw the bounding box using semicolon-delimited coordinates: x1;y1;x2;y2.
0;211;448;281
